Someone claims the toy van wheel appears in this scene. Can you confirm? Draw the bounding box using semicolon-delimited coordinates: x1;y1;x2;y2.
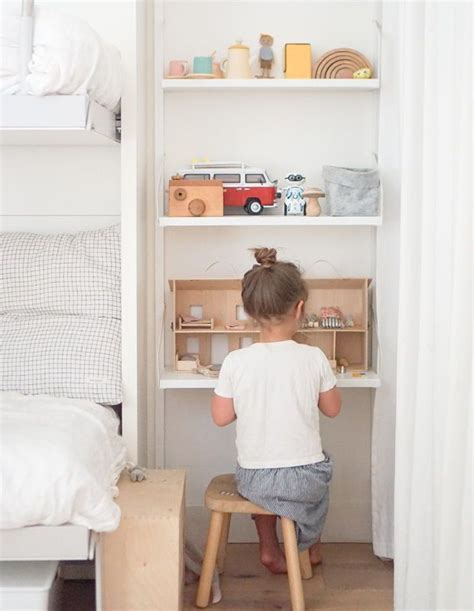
245;198;263;215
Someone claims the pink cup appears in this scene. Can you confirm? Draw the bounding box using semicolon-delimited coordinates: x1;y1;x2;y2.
168;60;189;77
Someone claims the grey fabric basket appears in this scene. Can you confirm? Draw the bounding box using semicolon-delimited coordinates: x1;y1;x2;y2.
323;166;380;216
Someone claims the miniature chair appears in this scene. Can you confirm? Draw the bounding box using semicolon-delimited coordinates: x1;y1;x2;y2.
196;474;313;611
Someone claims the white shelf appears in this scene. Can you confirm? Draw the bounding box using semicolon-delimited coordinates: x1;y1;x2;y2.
159;215;382;227
0;128;119;147
162;78;380;92
159;368;380;390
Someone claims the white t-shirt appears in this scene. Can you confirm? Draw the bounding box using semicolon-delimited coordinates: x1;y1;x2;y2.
214;340;337;469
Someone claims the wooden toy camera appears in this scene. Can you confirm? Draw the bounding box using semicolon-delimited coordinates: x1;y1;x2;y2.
168;178;224;217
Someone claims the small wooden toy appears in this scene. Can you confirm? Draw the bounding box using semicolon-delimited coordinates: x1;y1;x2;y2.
304;188;325;216
314;48;372;79
225;322;247;331
302;314;319;328
353;68;372;79
175;353;200;372
284;43;312;79
175;353;219;377
178;315;214;330
168;178;224;217
258;33;274;78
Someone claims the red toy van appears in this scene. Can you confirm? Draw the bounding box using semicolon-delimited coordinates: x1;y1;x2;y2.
178;162;281;215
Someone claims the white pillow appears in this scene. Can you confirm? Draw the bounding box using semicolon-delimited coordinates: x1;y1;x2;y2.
0;225;120;318
0;315;122;405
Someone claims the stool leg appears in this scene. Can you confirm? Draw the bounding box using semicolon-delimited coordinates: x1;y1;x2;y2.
196;511;224;608
281;517;305;611
216;512;231;574
299;549;313;580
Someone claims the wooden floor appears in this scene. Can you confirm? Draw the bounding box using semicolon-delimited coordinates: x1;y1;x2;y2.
59;543;393;611
184;543;393;611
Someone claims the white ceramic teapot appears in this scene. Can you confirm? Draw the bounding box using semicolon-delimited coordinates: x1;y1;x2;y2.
222;41;253;79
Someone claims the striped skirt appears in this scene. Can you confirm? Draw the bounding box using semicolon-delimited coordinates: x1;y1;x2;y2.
235;455;333;551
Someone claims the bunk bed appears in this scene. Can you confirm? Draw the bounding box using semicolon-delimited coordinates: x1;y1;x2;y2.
0;0;121;144
0;225;124;609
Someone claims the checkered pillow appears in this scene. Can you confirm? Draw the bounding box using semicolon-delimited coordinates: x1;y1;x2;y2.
0;225;120;318
0;315;122;405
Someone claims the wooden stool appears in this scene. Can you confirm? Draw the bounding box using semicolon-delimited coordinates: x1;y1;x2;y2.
196;474;312;610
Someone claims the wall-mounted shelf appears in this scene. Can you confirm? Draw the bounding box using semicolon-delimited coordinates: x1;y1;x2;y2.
159;368;380;390
159;215;382;227
162;79;380;92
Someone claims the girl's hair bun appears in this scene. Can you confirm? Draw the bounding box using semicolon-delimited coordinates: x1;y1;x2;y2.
253;247;277;268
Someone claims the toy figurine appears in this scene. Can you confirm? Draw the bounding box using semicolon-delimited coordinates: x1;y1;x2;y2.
284;173;307;216
258;33;274;78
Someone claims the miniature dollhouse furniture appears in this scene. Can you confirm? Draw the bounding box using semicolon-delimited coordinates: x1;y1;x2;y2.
100;469;186;611
170;278;372;373
196;474;312;611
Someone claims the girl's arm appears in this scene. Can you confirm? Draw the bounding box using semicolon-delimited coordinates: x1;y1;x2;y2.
211;394;237;427
318;387;342;418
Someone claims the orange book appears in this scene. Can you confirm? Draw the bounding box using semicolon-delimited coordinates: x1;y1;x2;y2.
284;43;312;79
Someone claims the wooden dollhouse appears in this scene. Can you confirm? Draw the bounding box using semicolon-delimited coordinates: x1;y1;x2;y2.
170;278;371;372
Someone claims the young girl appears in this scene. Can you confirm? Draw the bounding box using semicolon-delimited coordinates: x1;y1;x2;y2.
212;247;341;574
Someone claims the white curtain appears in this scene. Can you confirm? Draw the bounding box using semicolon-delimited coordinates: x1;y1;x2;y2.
394;2;472;610
371;0;401;560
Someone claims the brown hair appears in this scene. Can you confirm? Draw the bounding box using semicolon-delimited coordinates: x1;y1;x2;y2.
241;248;308;323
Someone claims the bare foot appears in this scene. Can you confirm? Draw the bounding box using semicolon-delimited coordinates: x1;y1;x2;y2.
309;541;323;566
260;548;288;574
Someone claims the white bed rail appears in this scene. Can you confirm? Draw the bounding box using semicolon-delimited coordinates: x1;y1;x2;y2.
20;0;34;93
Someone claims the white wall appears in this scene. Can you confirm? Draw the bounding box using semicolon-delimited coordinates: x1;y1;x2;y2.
158;0;380;542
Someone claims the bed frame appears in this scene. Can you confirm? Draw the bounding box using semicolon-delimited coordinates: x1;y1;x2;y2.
0;0;156;606
0;9;107;606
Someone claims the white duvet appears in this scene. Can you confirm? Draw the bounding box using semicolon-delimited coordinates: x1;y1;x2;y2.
0;392;127;532
1;5;122;110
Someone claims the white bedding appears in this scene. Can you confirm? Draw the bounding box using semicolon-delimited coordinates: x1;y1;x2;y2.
1;5;122;111
0;392;127;532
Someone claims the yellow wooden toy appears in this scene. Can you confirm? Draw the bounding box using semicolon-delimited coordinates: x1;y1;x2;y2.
353;68;372;79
